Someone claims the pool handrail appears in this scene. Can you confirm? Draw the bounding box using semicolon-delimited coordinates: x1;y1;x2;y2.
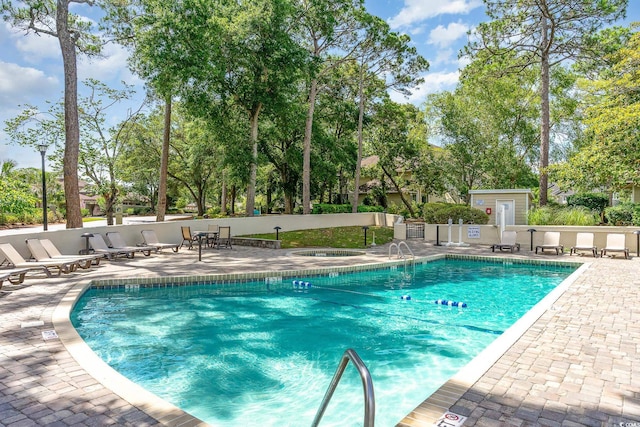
311;348;375;427
389;241;415;260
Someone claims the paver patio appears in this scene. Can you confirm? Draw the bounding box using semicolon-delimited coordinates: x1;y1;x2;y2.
1;241;639;426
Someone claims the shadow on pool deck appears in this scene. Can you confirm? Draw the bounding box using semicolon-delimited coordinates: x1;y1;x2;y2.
1;241;639;426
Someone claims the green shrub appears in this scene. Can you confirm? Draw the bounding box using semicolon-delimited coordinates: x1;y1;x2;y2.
81;208;90;217
422;203;489;224
604;203;640;226
528;206;599;225
311;204;385;214
566;193;608;213
0;213;20;225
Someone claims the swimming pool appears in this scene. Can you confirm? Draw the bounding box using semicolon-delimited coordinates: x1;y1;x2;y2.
71;257;577;426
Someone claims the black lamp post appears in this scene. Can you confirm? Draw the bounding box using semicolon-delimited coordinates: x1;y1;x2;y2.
274;226;281;241
362;226;369;247
633;230;640;257
526;228;537;251
38;144;48;231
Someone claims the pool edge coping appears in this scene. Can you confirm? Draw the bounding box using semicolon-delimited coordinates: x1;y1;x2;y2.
396;260;591;425
53;254;586;427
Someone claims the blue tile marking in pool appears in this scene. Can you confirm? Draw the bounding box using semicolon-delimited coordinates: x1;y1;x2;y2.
71;255;578;427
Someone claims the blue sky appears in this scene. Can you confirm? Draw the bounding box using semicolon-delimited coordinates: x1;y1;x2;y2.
0;0;636;169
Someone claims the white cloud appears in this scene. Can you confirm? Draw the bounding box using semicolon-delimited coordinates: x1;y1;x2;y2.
390;71;460;105
78;42;140;85
0;61;59;105
5;23;61;63
389;0;483;29
428;22;469;48
431;48;456;66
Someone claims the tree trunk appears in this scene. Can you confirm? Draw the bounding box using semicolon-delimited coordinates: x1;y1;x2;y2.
57;0;82;229
221;175;227;215
231;185;236;215
245;103;262;216
353;72;366;213
156;96;171;222
539;16;550;207
381;164;415;216
302;78;318;215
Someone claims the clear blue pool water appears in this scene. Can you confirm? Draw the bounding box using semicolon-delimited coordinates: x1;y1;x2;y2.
71;258;575;427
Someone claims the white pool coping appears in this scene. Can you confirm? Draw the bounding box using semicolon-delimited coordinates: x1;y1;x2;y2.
53;255;588;427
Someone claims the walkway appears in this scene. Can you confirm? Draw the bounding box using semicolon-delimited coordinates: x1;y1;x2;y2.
1;242;639;426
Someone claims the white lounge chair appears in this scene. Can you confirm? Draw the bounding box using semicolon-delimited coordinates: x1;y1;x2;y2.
491;230;520;252
106;231;155;256
0;267;30;290
601;233;629;259
570;233;597;257
141;230;180;252
89;234;136;260
39;238;102;266
535;232;564;255
26;238;95;269
0;243;77;277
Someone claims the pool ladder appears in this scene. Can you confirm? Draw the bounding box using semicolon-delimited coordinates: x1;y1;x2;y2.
389;241;415;281
311;349;375;427
388;241;414;260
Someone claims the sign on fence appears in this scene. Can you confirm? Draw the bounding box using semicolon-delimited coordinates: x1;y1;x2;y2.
467;226;481;239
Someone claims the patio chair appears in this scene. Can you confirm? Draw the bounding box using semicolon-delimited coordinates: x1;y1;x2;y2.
39;238;102;266
180;226;197;250
216;226;232;249
535;232;564;255
490;230;520;253
141;230;180;252
26;238;95;270
0;267;30;290
600;233;629;259
88;234;136;260
106;231;155;257
0;242;77;277
206;224;220;248
569;233;597;257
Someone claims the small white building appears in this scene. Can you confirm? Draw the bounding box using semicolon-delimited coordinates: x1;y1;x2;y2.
469;189;534;226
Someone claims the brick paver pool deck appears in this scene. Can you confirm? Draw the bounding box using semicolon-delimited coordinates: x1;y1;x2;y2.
1;241;638;426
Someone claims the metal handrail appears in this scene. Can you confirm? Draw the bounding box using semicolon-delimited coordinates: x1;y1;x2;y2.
388;241;414;260
311;349;375;427
388;242;399;259
398;241;414;259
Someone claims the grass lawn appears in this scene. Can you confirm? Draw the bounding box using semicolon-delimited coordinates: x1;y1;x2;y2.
241;225;394;249
82;217;105;223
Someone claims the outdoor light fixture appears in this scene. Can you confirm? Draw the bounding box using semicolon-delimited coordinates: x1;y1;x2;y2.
274;226;281;241
362;226;369;247
38;144;49;231
526;228;537;251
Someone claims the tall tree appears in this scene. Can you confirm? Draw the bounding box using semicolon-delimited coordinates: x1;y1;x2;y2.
76;79;142;225
104;0;197;222
551;26;640;195
350;13;428;213
1;0;102;228
366;99;429;216
296;0;365;214
466;0;627;205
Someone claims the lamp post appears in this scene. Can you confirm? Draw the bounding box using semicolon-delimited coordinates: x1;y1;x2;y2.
38;144;48;231
274;226;281;241
526;228;537;251
362;226;369;247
